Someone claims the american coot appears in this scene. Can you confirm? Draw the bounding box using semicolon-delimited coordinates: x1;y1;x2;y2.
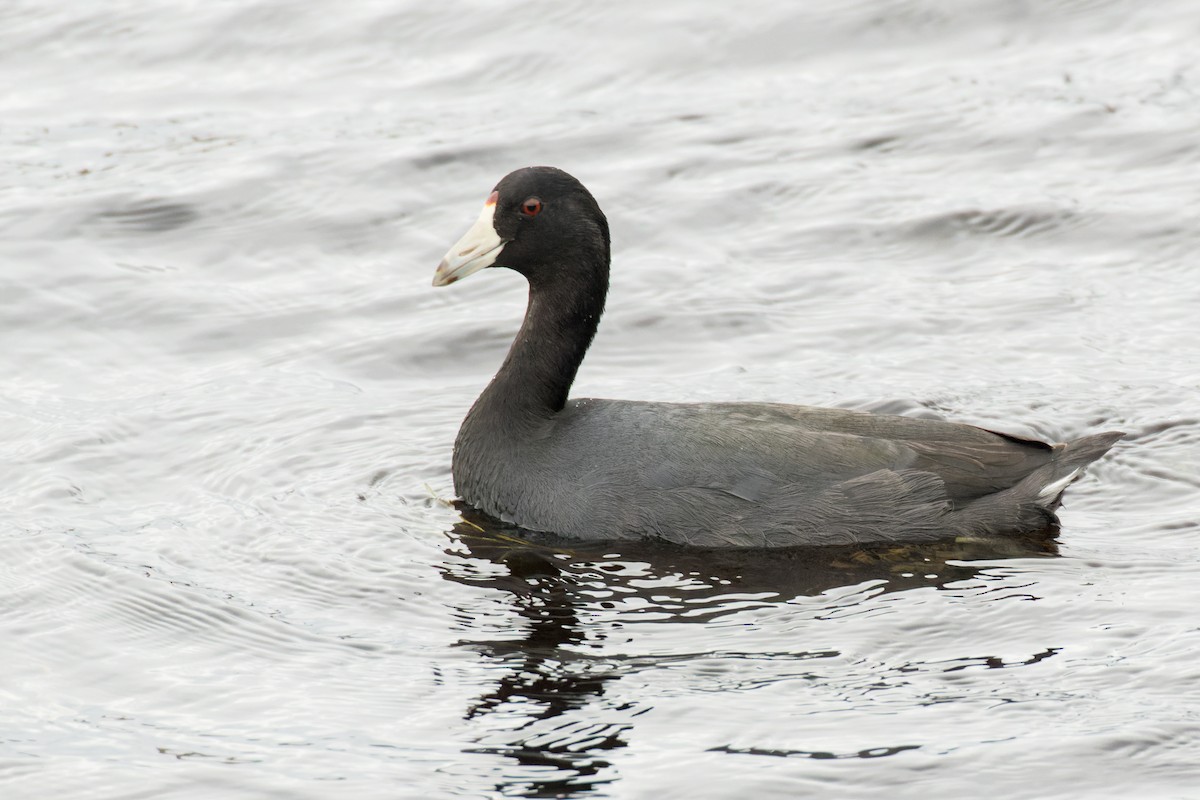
433;166;1122;548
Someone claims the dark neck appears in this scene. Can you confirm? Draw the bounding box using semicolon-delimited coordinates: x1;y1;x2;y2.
470;257;608;431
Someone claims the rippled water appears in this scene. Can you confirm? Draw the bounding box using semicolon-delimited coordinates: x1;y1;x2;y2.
3;1;1199;798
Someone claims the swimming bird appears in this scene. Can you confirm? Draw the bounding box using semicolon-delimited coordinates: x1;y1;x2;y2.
433;166;1121;548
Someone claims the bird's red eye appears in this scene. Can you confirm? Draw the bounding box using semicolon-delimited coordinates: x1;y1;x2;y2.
521;197;543;217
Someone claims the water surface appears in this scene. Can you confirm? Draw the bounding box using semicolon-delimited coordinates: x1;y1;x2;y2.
2;1;1199;798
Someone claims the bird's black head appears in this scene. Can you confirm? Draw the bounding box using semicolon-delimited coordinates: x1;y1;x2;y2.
433;166;610;290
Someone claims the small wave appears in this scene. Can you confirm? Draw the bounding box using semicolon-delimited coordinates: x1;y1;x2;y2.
907;207;1084;241
86;200;199;235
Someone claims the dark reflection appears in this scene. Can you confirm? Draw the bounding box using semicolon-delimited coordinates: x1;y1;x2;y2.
710;742;921;760
440;506;1058;798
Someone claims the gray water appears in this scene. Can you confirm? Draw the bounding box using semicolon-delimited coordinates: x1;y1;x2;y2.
3;1;1200;798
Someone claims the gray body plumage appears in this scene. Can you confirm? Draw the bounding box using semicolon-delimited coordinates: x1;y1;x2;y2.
454;396;1122;547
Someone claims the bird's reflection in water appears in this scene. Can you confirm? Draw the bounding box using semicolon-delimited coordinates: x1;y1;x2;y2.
439;506;1058;798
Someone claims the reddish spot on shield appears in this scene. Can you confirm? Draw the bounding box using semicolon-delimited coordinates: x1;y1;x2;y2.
485;191;498;207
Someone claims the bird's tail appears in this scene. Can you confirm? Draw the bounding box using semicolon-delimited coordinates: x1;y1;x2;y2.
1034;430;1125;508
960;430;1124;534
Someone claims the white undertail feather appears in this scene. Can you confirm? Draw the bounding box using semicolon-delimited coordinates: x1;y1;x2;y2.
1037;467;1082;502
